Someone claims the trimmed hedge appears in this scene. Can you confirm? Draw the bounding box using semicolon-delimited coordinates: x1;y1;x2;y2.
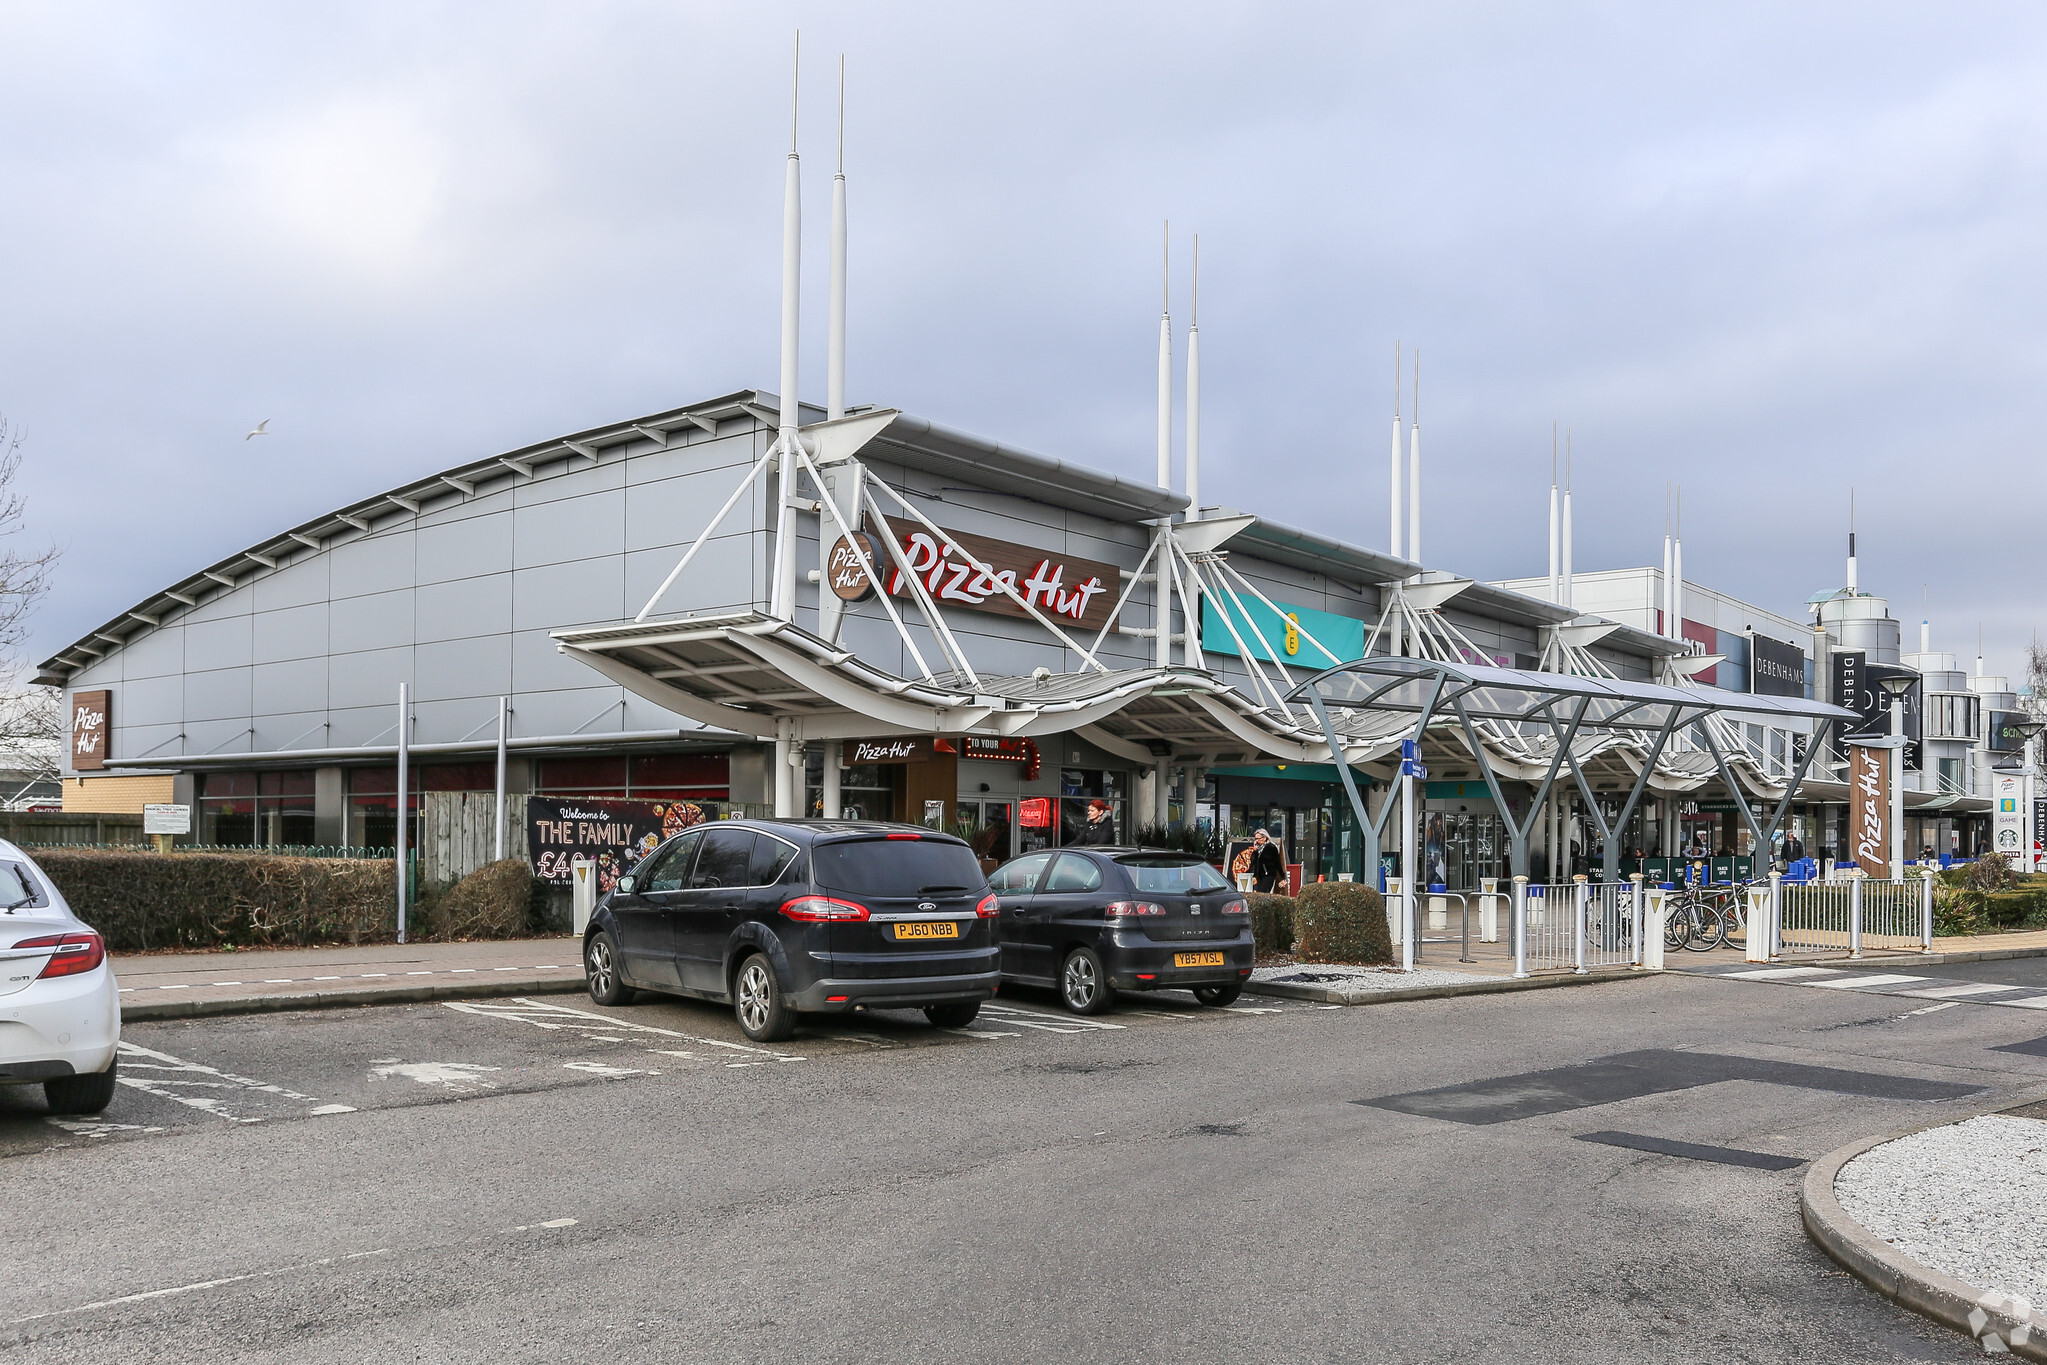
1932;866;2047;937
1293;881;1392;965
426;858;543;940
33;849;398;952
1247;892;1295;955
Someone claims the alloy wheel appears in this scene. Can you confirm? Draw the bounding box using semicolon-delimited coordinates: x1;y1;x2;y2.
1063;954;1097;1009
587;937;615;996
737;960;772;1033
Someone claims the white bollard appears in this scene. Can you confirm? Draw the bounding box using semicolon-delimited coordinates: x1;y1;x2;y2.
1428;894;1448;932
1745;884;1772;962
1479;877;1499;943
1643;889;1666;971
571;856;596;937
1512;875;1529;978
1385;877;1405;944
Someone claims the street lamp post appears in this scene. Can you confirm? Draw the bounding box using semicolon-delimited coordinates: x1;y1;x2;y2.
1994;718;2046;873
1876;674;1915;877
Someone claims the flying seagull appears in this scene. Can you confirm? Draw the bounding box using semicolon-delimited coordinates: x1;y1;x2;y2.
245;419;270;440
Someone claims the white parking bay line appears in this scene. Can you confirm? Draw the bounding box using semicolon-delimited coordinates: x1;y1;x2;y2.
1896;981;2021;998
1995;995;2047;1009
116;1042;356;1123
981;1003;1126;1033
1726;967;1844;981
443;997;806;1061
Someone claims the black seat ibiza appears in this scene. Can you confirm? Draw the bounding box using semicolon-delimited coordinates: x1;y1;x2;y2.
987;847;1253;1014
583;820;999;1042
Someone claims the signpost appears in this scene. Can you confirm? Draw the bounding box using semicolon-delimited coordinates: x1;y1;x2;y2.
143;802;189;855
1848;743;1891;878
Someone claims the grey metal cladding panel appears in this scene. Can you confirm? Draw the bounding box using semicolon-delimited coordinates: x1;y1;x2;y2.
514;557;623;633
627;465;767;557
511;627;610;694
329;530;417;600
184;719;254;758
253;657;327;718
66;656;122;692
183;580;255;624
416;509;513;584
623;541;756;620
254;709;328;752
185;666;254;723
253;602;330;665
329;589;414;655
252;556;330;613
328;703;397;748
417;573;513;642
417;633;511;703
116;623;184;680
330;646;415;711
515;489;625;571
515;455;625;510
508;686;624;738
116;723;182;765
117;673;183;730
410;696;503;747
184;613;254;671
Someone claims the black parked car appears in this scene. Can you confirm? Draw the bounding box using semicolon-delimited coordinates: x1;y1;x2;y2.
987;847;1253;1014
583;820;999;1042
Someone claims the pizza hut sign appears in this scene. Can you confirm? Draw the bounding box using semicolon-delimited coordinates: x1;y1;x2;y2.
865;517;1117;631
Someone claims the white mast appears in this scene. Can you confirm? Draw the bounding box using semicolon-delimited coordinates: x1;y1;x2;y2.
1156;221;1172;492
1660;483;1673;638
771;31;803;622
827;54;848;422
1389;343;1403;559
1560;429;1573;611
1846;488;1858;593
1921;585;1929;654
1671;486;1683;639
1407;351;1421;567
1547;424;1560;603
1186;234;1200;521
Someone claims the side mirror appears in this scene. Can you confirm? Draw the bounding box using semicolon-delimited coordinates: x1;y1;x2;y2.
617;875;636;895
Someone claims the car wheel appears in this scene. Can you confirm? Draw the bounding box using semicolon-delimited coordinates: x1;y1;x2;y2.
924;1001;980;1028
1059;947;1114;1015
45;1060;118;1116
1192;983;1242;1007
734;953;796;1043
585;931;636;1006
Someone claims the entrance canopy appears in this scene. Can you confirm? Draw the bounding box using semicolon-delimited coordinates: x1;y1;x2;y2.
1288;656;1859;882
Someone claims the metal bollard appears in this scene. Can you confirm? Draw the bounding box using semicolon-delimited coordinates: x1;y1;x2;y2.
1643;888;1666;971
1512;875;1529;978
1629;874;1645;967
1572;875;1589;975
1479;877;1499;943
571;855;596;937
1849;875;1863;958
1920;868;1935;952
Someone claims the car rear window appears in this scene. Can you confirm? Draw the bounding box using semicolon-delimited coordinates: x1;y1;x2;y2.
0;862;45;909
1115;856;1229;894
812;837;986;898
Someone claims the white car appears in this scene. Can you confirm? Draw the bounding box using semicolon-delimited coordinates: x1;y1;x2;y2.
0;840;120;1115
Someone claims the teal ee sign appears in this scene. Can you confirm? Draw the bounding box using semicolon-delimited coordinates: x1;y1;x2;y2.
1199;596;1365;666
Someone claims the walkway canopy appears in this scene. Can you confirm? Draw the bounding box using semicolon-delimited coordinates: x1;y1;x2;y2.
1287;656;1860;882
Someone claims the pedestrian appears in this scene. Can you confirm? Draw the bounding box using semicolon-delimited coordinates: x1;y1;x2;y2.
1248;828;1285;893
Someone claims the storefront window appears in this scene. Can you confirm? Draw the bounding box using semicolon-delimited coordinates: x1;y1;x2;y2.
198;770;315;848
801;753;897;822
1058;769;1125;848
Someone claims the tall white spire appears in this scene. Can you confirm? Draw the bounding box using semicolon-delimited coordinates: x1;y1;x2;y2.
1156;222;1172;491
1846;488;1858;593
1389;344;1404;559
827;54;848;422
1407;351;1421;567
1185;234;1200;520
1671;486;1683;638
771;31;803;619
1920;585;1930;654
1560;429;1573;610
1661;483;1674;638
1547;424;1560;603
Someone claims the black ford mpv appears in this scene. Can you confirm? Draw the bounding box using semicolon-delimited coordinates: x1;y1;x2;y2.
583;820;999;1042
987;847;1254;1014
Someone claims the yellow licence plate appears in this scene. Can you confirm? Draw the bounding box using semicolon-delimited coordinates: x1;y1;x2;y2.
894;921;960;941
1174;951;1226;968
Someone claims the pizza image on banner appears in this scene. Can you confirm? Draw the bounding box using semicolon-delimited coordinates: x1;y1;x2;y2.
526;796;709;891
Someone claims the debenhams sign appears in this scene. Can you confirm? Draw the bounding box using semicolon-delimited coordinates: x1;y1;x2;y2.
1749;632;1806;698
826;518;1118;632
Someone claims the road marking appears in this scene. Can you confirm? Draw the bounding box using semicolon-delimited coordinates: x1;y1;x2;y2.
1807;973;1930;990
562;1062;653;1078
1901;1002;1958;1017
2001;995;2047;1009
1896;982;2016;998
982;1002;1126;1033
211;980;243;986
1727;967;1841;980
45;1117;164;1139
117;1042;355;1122
444;997;807;1061
372;1060;503;1090
9;1249;392;1324
943;1028;1022;1039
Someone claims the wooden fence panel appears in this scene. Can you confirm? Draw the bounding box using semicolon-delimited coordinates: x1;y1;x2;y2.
419;793;529;886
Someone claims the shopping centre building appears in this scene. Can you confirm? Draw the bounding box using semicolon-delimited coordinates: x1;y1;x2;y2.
41;380;1901;891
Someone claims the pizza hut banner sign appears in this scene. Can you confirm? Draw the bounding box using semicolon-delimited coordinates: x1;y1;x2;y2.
526;796;711;891
870;518;1118;632
1848;744;1891;879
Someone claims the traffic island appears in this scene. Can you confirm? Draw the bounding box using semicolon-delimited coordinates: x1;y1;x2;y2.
1244;961;1645;1006
1802;1100;2047;1359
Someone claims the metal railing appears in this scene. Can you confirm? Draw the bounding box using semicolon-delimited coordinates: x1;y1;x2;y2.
14;841;395;859
1774;872;1932;959
1513;876;1646;976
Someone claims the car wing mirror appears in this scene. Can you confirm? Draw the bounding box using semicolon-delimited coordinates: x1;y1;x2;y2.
616;875;636;895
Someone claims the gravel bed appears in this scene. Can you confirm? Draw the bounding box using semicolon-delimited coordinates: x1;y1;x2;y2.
1834;1113;2047;1306
1250;963;1485;992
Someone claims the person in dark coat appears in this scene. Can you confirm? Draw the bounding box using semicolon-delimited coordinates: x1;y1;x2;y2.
1248;828;1285;893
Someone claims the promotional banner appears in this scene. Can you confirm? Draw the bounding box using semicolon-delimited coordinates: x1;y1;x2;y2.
1994;774;2025;869
526;796;712;890
1848;744;1891;878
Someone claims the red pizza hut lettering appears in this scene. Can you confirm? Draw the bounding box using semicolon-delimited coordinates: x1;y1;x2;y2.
878;518;1117;632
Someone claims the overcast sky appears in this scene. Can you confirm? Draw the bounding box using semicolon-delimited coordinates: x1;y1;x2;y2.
3;2;2043;679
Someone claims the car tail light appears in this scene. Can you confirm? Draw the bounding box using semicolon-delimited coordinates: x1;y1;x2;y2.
15;931;106;979
974;893;998;918
1103;901;1165;917
885;832;922;840
780;895;871;922
1220;899;1249;915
